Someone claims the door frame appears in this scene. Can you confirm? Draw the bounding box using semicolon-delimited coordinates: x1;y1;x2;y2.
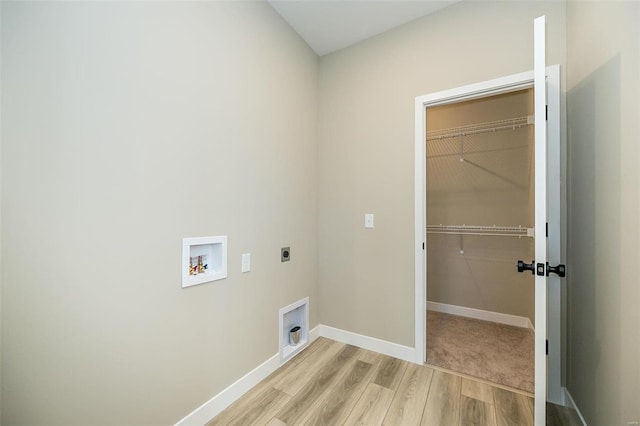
413;65;562;401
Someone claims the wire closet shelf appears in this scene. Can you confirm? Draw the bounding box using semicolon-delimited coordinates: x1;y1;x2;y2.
426;224;534;238
425;115;535;238
426;115;534;141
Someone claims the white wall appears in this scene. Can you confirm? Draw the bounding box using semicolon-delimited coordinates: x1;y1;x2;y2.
566;1;640;424
0;2;318;424
317;1;566;347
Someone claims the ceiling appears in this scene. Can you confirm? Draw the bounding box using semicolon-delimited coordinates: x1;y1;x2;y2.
267;0;460;56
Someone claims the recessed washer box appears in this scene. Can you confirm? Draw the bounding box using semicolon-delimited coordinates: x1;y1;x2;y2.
182;236;227;288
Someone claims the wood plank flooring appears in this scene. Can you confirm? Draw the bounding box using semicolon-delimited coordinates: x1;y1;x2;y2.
207;337;581;425
546;402;583;426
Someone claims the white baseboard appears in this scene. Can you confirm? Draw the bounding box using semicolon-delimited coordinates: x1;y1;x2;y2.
427;301;534;331
174;325;419;425
318;324;417;363
309;324;321;341
563;387;587;426
174;324;419;425
175;325;320;426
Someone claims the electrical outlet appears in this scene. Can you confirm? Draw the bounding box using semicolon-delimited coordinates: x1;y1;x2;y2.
281;247;290;262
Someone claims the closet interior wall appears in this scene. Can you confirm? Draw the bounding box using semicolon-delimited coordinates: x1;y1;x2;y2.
426;89;535;323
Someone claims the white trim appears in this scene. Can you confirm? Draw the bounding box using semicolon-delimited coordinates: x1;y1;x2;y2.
427;302;534;331
414;95;427;365
415;70;538;367
415;69;534;108
175;326;320;426
309;323;321;341
415;61;564;411
563;387;588;426
318;325;417;363
533;16;547;426
174;354;280;426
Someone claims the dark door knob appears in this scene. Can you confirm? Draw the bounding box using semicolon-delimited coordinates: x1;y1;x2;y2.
517;260;536;275
547;263;566;277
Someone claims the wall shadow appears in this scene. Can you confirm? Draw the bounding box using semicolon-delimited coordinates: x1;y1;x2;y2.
567;54;621;424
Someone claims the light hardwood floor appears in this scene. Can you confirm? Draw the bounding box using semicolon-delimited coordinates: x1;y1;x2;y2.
207;337;538;426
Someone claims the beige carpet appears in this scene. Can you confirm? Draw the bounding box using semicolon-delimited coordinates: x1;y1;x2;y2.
426;310;534;393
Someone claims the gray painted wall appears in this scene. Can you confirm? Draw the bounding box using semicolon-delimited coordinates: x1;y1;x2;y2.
566;1;640;424
3;0;639;424
1;2;319;424
317;1;566;347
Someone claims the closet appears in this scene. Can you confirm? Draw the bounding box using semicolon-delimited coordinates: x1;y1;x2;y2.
425;88;535;394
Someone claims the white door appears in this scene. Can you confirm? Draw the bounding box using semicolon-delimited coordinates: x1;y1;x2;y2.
533;14;548;425
532;15;565;425
415;16;564;423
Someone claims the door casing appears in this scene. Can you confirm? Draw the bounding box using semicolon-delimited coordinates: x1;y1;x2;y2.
413;64;563;405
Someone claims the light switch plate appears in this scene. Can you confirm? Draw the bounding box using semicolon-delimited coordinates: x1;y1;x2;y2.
242;253;251;273
365;214;374;228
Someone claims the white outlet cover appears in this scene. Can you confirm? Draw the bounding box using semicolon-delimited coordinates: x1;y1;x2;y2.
365;213;374;228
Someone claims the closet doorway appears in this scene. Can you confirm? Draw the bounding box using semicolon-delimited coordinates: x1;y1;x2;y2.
414;63;563;415
424;88;535;393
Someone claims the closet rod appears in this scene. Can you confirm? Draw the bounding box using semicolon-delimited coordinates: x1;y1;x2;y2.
426;115;534;141
426;224;534;238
